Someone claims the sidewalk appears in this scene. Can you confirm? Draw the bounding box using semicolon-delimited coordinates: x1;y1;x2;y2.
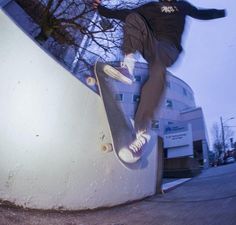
162;178;192;193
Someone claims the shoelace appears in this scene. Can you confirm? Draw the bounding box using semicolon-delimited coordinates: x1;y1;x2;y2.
129;136;147;153
120;62;135;82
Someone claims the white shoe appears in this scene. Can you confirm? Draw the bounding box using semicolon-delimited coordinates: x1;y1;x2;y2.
103;63;135;85
118;132;151;164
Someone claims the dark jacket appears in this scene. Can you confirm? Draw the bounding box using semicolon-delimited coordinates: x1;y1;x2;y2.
98;1;226;51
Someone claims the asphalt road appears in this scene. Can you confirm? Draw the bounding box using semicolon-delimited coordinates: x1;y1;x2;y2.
1;162;236;225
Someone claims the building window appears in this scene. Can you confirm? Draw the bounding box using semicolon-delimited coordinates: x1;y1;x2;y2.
183;88;187;96
133;95;140;103
134;75;141;82
166;99;173;108
151;120;159;129
115;94;123;101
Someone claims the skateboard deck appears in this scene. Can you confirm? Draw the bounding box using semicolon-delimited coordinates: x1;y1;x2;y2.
94;61;158;169
94;61;144;169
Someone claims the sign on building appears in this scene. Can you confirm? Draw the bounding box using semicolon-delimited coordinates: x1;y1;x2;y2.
164;123;193;158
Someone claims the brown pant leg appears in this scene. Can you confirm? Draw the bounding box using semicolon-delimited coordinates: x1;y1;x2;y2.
122;13;179;132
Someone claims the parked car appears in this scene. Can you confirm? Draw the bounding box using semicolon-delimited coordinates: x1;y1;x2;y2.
224;157;235;164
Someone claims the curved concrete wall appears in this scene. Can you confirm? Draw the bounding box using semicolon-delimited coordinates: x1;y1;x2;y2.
0;11;158;210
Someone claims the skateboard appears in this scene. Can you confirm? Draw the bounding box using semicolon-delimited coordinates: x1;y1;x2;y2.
92;61;155;168
93;61;136;167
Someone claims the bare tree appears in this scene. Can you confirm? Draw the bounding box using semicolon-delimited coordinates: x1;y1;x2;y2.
211;123;223;158
211;122;235;158
14;0;146;71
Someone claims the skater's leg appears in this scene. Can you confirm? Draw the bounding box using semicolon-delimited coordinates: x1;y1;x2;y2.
134;40;179;132
103;13;155;85
117;14;179;163
118;14;162;163
134;60;166;132
122;13;173;132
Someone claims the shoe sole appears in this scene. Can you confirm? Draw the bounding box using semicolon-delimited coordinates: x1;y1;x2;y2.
118;148;140;164
103;65;133;85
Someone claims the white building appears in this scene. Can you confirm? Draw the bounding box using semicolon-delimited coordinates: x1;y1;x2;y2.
160;70;209;168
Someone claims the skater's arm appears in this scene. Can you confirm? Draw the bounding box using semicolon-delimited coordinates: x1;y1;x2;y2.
93;0;131;21
183;1;226;20
98;5;131;21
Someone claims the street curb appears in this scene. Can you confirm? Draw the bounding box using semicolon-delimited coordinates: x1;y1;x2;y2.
162;178;192;193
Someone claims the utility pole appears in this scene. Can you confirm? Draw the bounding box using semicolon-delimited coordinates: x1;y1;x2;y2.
220;116;226;153
220;116;235;154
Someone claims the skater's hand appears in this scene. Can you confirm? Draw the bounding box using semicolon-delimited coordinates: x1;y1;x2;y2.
222;9;227;17
217;9;227;18
93;0;101;9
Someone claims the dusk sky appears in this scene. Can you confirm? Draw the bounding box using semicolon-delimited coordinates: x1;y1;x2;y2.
168;0;236;147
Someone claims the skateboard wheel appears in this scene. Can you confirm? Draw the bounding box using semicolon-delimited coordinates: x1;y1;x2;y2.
86;77;96;86
101;143;113;153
